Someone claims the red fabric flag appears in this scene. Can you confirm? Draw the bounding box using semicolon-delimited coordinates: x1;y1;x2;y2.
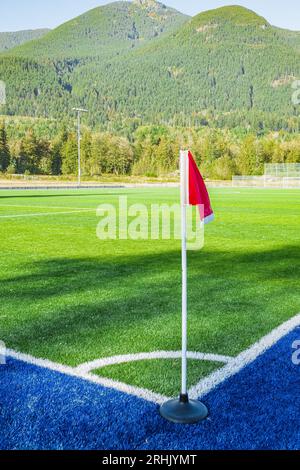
188;151;214;224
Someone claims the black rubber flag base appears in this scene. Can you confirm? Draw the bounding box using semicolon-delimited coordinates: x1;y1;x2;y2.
159;394;208;424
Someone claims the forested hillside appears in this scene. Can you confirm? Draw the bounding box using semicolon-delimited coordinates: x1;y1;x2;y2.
8;0;187;59
73;4;299;130
0;3;299;134
275;27;300;53
0;29;50;52
1;119;300;179
0;3;299;180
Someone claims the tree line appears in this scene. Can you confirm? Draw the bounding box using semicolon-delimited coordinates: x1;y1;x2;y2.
0;122;299;179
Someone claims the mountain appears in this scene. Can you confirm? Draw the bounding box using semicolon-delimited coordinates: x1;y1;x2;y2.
275;27;300;53
90;5;299;121
0;0;188;121
0;3;299;132
0;29;50;52
8;0;188;59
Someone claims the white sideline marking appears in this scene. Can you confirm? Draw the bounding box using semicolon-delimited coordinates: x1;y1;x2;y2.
6;349;168;405
76;351;232;374
0;209;95;219
188;313;300;400
0;204;96;210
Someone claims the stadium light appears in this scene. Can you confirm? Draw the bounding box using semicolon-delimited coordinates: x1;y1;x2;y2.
72;108;88;187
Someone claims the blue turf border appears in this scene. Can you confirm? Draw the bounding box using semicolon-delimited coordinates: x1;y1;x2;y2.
1;328;300;450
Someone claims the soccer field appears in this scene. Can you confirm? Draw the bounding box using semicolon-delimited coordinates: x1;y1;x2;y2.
0;187;299;397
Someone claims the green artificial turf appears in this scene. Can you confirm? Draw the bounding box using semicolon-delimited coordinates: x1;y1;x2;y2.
95;359;221;397
0;187;299;395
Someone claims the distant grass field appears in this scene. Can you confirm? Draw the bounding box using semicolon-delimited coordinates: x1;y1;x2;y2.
0;187;299;396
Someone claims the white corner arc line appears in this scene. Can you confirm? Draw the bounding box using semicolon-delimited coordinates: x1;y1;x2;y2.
188;313;300;400
0;209;95;219
6;349;168;405
76;351;232;374
5;313;300;406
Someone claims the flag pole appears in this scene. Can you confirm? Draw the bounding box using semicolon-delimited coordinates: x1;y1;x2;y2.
180;149;188;399
159;150;208;424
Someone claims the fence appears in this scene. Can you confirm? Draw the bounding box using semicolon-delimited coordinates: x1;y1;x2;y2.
264;163;300;178
232;175;300;188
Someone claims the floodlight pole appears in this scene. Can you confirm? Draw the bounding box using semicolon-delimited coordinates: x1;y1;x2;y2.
73;108;88;187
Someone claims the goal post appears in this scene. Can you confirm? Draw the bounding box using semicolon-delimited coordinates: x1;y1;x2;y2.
232;163;300;188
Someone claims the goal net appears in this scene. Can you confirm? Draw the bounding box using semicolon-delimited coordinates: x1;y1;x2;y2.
232;164;300;188
264;163;300;178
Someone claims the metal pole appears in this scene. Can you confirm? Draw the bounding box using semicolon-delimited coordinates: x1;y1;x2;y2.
72;108;88;188
77;111;81;187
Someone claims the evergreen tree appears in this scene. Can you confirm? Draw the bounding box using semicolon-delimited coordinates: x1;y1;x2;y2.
0;122;10;172
81;132;92;175
90;134;109;175
237;135;259;175
156;136;176;172
51;127;68;175
62;133;78;175
18;130;42;174
38;140;52;174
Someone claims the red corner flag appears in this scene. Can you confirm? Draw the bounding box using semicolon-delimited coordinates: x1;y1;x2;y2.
159;150;212;423
188;151;214;224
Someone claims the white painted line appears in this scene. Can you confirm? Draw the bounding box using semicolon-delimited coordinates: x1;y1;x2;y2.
0;209;95;219
6;349;168;405
5;313;300;405
76;351;232;374
188;313;300;400
0;204;97;210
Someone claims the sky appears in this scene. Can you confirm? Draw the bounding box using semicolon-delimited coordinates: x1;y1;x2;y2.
0;0;299;32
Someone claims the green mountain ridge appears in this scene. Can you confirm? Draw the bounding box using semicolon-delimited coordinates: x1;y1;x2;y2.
189;5;268;27
0;2;299;132
8;1;188;59
0;29;50;52
275;27;300;53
